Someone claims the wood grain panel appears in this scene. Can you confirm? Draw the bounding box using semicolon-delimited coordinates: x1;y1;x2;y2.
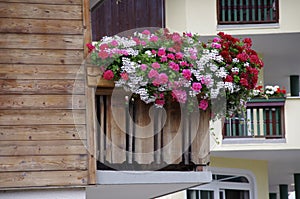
0;80;85;94
0;155;88;171
0;3;82;20
0;140;87;156
0;110;86;125
0;170;88;188
0;0;82;5
0;18;83;34
0;49;84;64
0;95;85;109
0;125;87;141
0;64;84;80
0;34;83;49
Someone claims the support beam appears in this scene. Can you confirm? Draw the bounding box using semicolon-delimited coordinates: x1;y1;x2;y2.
295;174;300;199
279;184;288;199
269;193;277;199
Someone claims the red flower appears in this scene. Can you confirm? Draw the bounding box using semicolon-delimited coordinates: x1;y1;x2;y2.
103;70;114;80
86;43;95;53
225;75;233;82
240;78;248;87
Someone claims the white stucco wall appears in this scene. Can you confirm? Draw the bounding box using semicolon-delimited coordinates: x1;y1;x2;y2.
0;188;86;199
165;0;300;35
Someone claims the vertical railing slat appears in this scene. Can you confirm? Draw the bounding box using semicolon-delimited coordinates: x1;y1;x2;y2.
269;109;273;136
251;0;256;21
246;0;250;22
239;0;243;21
264;0;267;20
258;0;262;21
269;0;273;21
222;0;226;22
276;107;280;136
228;0;232;22
253;108;258;136
234;0;238;22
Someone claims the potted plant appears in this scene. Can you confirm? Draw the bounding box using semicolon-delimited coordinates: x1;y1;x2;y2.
85;29;264;169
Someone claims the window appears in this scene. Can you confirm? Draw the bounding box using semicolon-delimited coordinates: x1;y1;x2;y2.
187;168;257;199
217;0;279;25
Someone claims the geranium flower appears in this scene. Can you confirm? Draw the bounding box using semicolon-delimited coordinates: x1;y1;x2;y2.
88;28;263;117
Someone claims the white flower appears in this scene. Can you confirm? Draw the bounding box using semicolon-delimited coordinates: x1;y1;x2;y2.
232;58;239;63
231;67;239;73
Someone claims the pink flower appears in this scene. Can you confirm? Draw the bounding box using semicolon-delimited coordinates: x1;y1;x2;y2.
152;62;160;69
141;41;146;46
201;76;212;86
180;61;189;67
160;56;168;62
142;29;151;35
150;35;158;42
98;50;109;59
212;37;221;42
186;32;193;37
172;90;187;103
110;40;118;46
157;48;166;57
167;53;175;60
199;100;208;111
148;69;159;78
155;99;165;107
120;72;129;80
103;70;114;80
172;33;181;42
212;43;221;49
182;69;191;80
168;47;176;53
153;73;169;86
175;52;183;60
192;82;202;92
169;61;179;71
140;64;147;71
99;44;109;50
133;37;140;45
158;73;168;84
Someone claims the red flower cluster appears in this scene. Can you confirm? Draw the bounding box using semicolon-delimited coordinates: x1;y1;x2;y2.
216;32;263;90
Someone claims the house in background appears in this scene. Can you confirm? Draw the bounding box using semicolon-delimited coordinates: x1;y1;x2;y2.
0;0;300;199
161;0;300;199
0;1;211;199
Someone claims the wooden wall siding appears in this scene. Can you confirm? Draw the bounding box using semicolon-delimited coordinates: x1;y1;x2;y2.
0;0;94;189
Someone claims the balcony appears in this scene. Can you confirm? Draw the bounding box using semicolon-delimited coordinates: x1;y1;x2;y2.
223;98;285;139
94;82;210;171
217;0;279;25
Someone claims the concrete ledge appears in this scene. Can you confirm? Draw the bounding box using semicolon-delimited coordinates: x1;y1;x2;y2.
86;170;212;199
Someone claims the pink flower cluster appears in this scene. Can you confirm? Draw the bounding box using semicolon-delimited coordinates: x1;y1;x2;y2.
88;29;263;116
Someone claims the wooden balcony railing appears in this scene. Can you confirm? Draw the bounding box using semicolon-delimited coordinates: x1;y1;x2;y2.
94;85;210;171
217;0;279;24
223;98;285;138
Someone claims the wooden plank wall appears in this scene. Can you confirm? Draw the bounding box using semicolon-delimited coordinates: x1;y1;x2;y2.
0;0;95;188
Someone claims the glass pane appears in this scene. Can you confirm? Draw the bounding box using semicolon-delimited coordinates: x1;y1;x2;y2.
225;190;250;199
187;190;199;199
200;190;214;199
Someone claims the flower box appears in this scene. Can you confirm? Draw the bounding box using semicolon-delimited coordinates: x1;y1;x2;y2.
95;83;210;170
86;29;264;170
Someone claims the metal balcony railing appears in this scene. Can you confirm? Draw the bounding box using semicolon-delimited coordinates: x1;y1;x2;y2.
217;0;279;24
223;98;285;138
